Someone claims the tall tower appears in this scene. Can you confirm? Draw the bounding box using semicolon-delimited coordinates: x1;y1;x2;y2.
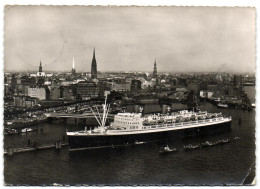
39;60;43;72
91;48;97;79
71;57;76;75
153;59;157;77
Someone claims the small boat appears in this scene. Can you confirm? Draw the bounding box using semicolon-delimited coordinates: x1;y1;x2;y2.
135;141;145;145
4;129;18;135
53;183;63;186
159;145;177;154
251;103;255;108
215;139;231;145
184;144;200;150
21;128;34;133
200;141;213;147
217;103;228;108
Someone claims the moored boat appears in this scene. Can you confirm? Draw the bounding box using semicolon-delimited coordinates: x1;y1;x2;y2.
200;141;213;147
21;128;34;133
135;141;145;145
217;103;229;109
159;145;177;154
215;138;230;145
4;128;18;135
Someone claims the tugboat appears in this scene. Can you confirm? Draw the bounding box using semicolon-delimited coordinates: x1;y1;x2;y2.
159;145;177;154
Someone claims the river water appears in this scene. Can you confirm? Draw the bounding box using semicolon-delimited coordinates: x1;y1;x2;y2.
4;87;256;185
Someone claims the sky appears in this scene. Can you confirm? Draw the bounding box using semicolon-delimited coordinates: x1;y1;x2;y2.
4;6;255;73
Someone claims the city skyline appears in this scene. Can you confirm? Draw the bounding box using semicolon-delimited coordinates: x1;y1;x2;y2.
4;6;255;73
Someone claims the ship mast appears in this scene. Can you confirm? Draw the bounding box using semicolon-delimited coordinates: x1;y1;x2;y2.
101;94;107;128
90;92;110;133
101;93;110;132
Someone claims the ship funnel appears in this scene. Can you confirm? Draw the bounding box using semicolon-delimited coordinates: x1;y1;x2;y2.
134;104;143;113
134;104;141;113
161;104;171;114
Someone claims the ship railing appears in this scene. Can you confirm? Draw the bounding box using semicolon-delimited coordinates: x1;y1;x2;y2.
183;122;190;126
156;125;165;128
137;117;229;131
177;117;226;127
175;123;182;127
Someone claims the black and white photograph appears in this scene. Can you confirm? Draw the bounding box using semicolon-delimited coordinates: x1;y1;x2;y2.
3;5;256;186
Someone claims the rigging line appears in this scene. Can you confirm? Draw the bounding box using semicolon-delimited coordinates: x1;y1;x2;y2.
95;106;102;123
104;104;110;125
101;104;106;127
103;104;110;124
101;95;108;127
90;107;102;127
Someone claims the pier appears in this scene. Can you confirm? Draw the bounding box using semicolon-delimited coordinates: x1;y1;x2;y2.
4;142;69;156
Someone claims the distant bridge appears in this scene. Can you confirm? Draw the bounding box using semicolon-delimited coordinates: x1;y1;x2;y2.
44;113;115;119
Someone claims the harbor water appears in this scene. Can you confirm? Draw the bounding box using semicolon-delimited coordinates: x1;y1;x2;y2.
4;87;255;185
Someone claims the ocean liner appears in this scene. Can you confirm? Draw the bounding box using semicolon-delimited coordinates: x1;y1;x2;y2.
67;95;232;151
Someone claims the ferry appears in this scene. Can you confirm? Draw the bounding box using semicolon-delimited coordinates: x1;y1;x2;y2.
217;103;229;109
66;95;232;151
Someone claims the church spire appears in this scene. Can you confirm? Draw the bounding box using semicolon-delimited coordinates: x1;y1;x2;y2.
91;48;97;79
153;58;157;77
71;57;76;75
39;60;43;72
